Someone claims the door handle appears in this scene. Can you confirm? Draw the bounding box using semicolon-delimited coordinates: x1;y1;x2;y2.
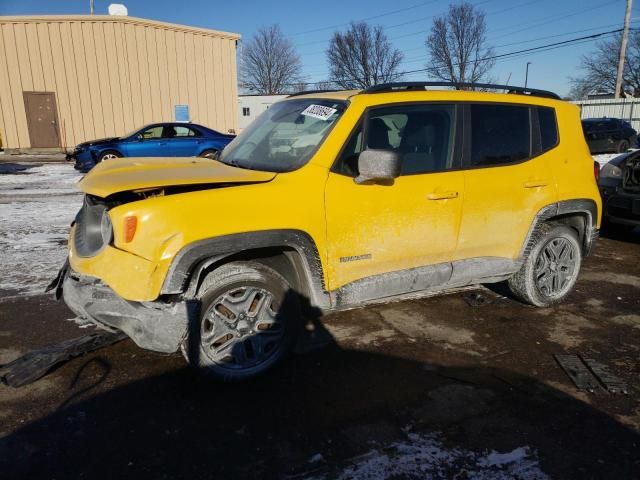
523;180;549;188
427;191;459;200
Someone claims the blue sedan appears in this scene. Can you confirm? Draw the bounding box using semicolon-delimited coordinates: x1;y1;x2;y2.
68;123;235;172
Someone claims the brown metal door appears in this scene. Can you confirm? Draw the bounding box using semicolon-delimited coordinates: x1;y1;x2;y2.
23;92;60;148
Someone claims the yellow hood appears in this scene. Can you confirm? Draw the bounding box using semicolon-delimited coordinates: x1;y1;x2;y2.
79;157;277;197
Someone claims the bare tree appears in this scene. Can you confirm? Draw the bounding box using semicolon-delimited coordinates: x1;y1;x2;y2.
425;2;495;86
569;32;640;99
241;25;302;94
326;22;403;89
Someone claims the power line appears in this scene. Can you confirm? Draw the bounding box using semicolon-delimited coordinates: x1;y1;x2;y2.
285;0;442;37
268;27;623;88
294;0;497;48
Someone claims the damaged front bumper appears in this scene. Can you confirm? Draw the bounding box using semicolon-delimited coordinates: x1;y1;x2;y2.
59;267;191;354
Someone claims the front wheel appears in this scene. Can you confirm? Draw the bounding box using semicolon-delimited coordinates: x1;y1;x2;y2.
508;224;582;307
181;262;298;381
97;150;121;163
198;149;219;160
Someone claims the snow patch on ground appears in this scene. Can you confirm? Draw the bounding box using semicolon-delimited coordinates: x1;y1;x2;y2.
309;432;548;480
0;164;82;297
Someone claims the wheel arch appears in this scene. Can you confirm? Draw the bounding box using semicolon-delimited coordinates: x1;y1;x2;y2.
520;199;599;259
161;230;330;309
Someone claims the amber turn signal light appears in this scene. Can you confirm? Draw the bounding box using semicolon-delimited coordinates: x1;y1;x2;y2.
123;216;138;243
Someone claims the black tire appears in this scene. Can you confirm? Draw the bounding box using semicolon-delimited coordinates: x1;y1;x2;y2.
181;261;298;381
617;139;630;153
508;223;582;307
198;149;219;160
97;150;121;163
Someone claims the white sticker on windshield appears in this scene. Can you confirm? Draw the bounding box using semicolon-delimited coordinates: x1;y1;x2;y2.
301;104;338;121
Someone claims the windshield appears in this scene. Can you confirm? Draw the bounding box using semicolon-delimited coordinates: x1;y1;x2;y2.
219;99;347;172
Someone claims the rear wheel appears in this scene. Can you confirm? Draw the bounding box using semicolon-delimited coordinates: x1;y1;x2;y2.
508;224;582;307
617;139;630;153
181;262;298;381
97;150;121;163
199;149;219;160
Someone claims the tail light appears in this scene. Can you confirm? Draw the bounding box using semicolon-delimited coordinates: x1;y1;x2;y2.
594;160;600;182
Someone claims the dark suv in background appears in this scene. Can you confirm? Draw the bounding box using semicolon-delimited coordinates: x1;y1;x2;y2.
582;117;637;154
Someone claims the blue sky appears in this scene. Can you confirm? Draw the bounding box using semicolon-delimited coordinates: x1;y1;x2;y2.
2;0;639;96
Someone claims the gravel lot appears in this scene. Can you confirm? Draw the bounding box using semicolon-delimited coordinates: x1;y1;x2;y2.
0;161;639;479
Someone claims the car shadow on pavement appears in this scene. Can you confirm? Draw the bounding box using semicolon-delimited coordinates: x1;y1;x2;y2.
600;224;640;244
1;290;639;480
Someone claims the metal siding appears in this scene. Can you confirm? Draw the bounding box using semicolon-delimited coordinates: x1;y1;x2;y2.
25;22;44;90
49;22;76;147
155;27;171;121
202;35;216;128
165;30;179;121
0;25;19;148
185;32;198;123
573;98;640;131
212;36;224;129
0;16;239;150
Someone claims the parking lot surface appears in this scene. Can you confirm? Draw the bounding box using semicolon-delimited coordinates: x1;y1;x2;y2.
1;162;639;479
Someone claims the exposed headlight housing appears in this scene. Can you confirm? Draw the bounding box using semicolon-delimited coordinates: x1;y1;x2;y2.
601;163;622;179
74;196;113;257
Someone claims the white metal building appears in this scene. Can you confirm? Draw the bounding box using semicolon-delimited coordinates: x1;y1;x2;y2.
238;95;287;130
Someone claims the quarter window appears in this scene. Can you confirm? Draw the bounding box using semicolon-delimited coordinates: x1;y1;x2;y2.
470;104;530;166
538;107;558;151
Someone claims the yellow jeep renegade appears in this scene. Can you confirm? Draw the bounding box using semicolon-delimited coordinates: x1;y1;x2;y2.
55;82;602;380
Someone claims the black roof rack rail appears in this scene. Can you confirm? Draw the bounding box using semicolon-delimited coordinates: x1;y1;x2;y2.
287;89;341;98
363;82;560;100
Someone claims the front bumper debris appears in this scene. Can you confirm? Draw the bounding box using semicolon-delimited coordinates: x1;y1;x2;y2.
0;331;126;387
61;268;191;353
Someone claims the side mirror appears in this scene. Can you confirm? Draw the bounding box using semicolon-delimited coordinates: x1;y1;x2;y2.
137;133;144;141
354;149;401;185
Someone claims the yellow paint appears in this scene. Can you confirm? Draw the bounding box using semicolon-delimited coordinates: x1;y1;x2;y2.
79;157;276;198
68;89;602;302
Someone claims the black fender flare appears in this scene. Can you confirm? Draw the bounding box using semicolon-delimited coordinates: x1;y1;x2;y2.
161;229;330;309
520;198;599;259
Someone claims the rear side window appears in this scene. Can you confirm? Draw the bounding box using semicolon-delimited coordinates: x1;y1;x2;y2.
538;107;558;152
470;104;530;166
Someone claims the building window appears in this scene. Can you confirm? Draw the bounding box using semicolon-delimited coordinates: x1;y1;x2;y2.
242;107;251;116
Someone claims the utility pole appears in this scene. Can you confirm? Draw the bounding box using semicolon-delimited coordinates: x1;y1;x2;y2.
90;0;94;15
524;62;532;88
615;0;633;98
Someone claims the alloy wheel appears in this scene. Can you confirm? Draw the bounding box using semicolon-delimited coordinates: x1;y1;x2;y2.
534;237;577;297
200;286;284;370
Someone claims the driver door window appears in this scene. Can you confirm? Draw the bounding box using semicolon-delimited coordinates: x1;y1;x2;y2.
128;125;171;157
141;126;163;139
334;104;458;176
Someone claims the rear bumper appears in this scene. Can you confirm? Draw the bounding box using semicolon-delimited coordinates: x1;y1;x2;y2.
62;268;191;353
